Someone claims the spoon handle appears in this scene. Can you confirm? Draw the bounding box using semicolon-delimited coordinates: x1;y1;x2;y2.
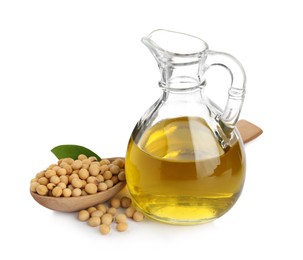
236;119;263;144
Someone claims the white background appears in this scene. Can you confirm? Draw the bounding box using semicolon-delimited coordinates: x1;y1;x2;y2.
1;0;302;259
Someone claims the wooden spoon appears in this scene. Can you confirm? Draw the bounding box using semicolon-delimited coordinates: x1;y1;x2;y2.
30;120;262;213
236;119;263;144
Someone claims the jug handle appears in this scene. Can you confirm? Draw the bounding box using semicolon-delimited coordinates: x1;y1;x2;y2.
205;51;246;136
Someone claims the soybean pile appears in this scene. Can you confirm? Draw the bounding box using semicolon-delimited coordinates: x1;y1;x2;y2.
30;155;126;197
79;196;144;235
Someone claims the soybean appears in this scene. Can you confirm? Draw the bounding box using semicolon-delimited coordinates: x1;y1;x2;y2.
88;217;101;227
101;214;113;225
133;211;145;222
36;185;48;195
116;222;128;232
99;224;110;235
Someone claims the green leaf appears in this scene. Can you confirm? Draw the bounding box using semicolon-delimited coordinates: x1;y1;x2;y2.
51;145;101;161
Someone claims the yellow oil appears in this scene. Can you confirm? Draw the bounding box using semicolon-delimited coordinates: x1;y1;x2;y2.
125;116;245;225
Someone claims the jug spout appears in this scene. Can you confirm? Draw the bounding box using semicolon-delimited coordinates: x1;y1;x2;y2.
142;29;209;90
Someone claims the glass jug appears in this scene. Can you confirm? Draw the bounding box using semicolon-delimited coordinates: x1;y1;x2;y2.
125;29;246;225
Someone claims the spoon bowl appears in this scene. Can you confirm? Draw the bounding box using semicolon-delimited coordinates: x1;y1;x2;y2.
30;157;126;212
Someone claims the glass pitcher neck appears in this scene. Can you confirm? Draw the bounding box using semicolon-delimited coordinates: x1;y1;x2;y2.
158;86;211;126
142;29;208;91
162;86;205;100
158;59;206;91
